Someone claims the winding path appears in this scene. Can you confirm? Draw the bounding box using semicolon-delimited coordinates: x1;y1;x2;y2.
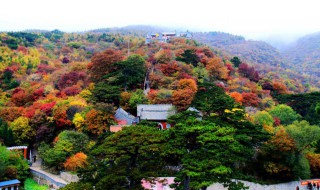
30;157;67;188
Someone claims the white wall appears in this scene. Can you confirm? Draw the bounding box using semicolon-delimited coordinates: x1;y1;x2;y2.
208;180;302;190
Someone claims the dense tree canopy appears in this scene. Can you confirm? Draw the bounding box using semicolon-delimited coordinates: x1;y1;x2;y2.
84;126;167;190
268;104;301;125
191;82;235;116
166;116;249;190
0;146;29;182
0;30;319;188
109;54;146;91
88;49;123;82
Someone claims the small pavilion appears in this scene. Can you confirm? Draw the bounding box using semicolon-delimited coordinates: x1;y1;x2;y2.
0;179;21;190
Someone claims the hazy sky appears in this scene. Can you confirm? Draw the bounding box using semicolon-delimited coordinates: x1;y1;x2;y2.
1;0;320;41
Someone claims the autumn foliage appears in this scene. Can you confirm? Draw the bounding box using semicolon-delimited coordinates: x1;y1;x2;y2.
229;92;243;104
238;63;260;82
11;90;29;106
269;127;296;152
64;152;88;171
58;71;87;90
273;81;288;94
85;109;114;135
206;57;228;80
306;153;320;177
0;31;318;184
242;92;260;107
172;79;197;111
88;49;123;82
40;102;56;115
159;61;180;76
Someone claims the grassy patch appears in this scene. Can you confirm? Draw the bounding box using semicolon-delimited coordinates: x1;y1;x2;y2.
24;178;48;190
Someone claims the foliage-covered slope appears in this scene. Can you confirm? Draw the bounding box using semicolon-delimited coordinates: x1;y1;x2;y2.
282;32;320;77
0;30;320;188
193;32;284;67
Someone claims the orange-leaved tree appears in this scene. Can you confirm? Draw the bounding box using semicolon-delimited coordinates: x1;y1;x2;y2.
273;81;288;94
172;79;198;111
64;152;88;171
229;92;243;105
206;57;229;80
85;108;114;135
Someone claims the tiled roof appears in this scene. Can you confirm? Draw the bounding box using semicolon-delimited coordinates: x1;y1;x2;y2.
115;108;138;125
0;179;20;187
137;104;176;121
7;146;27;150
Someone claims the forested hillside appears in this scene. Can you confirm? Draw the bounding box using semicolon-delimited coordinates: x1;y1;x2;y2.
193;32;284;67
193;31;320;90
282;32;320;77
0;30;320;189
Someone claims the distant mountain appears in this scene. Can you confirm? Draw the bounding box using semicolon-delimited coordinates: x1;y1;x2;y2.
23;29;51;33
193;32;284;67
89;25;172;36
281;32;320;76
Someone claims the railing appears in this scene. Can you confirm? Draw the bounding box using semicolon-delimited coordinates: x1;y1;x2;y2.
30;169;66;188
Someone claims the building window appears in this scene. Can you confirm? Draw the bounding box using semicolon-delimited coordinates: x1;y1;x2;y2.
166;124;171;129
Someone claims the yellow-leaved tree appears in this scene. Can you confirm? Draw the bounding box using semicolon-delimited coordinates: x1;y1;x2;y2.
10;116;35;144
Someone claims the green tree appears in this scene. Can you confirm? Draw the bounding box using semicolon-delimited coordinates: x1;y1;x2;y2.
316;102;320;115
112;54;146;91
0;145;29;181
230;57;241;68
286;120;320;152
40;147;68;170
285;120;320;179
4;38;19;49
191;82;235;117
38;131;89;170
129;89;148;112
92;82;120;105
276;92;320;125
268;104;301;125
253;111;274;127
83;126;167;190
176;49;200;67
0;118;15;146
55;130;89;155
192;64;209;83
166;115;249;190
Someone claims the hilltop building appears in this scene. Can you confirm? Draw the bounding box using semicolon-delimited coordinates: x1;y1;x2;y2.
145;31;193;44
